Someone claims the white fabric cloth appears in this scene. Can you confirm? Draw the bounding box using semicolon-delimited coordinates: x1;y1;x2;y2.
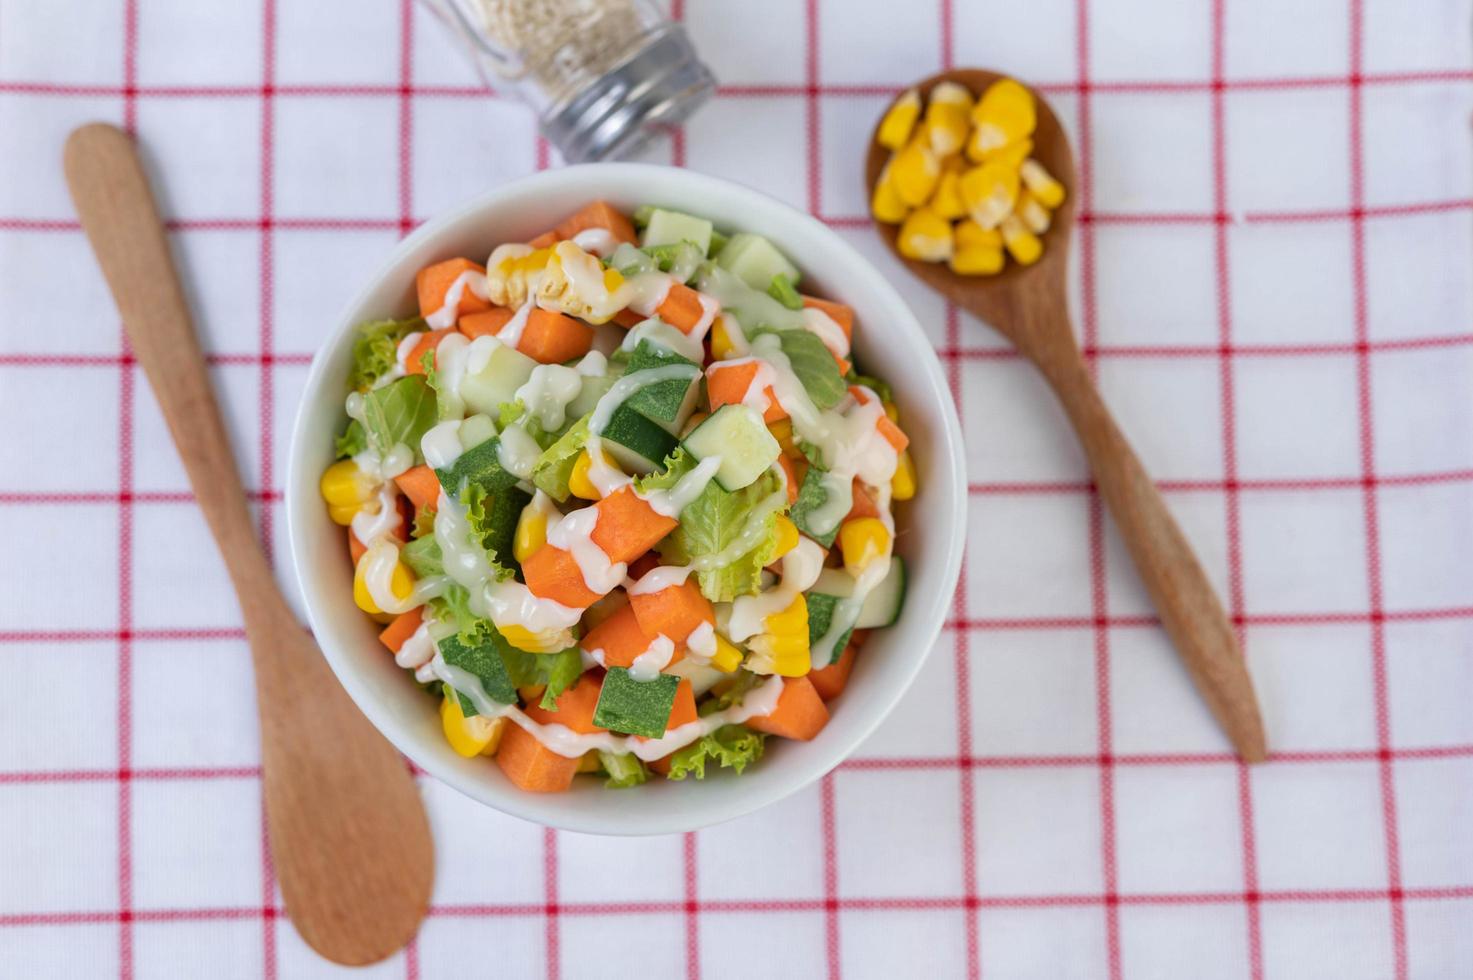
1;0;1471;977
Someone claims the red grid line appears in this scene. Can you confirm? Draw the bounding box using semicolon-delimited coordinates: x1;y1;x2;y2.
820;775;841;980
1348;5;1408;975
543;826;560;980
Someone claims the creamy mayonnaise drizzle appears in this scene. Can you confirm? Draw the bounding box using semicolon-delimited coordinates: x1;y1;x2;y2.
421;419;465;470
686;620;717;659
429;655;786;762
628;564;697;595
351;481;403;547
628;634;677;682
496;424;542;480
570;227;620;258
801;306;850;357
514;363;582;431
621;316;705;363
496;300;536;348
712;311;748;358
426;270;491;329
396;619;437;671
728;536;826;642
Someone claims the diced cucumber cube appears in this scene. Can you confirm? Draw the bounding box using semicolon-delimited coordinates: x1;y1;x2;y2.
460;341;538;417
717;232;801;291
435;436;520;497
640;208;714;255
682;404;782;492
567;372;616;421
598;403;679;474
439;633;517;716
458;413;498;451
625;336;697;373
855;557;906;629
593;667;680;737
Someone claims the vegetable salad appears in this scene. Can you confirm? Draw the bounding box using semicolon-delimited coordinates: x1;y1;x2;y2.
321;200;913;793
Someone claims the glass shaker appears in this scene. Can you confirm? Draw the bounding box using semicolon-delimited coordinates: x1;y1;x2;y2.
419;0;716;163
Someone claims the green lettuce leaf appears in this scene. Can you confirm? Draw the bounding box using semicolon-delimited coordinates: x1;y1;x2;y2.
749;327;846;411
427;585;496;647
531;415;590;502
657;457;783;601
497;400;561;450
664;725;766;780
334;419;367;459
599;751;650;789
360;375;438;461
767;273;803;310
462;484;527;579
410;504;436;539
699;670;762;716
349;317;420;392
844;369;893;405
401;534;443;578
499;645;583;709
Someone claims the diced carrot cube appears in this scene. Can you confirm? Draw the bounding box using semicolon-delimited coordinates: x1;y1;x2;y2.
655;283;711;335
849;628;872;648
517;308;594;364
349;528;366;564
629;578;714;644
808;644;855;701
612;308;645;329
628;552;663;579
590;486;679;564
522;545;603;608
379;607;424;655
876;414;909;453
394;464;441;513
495;723;580;792
777;454;800;505
705;361;786;423
416;258;491;321
846;479;879;521
801;295;854;341
524;672;606;733
747;676;830;740
580;604;663;669
404;328;454;375
527;230;559;249
458;306;515;340
553;200;637;246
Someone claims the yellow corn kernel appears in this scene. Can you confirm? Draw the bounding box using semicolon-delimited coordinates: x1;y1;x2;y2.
950;245;1006;276
876;87;922;151
870;161;910;225
924;101;971;158
576;751;602;773
747;595;810;677
955;218;1004;251
1020;158;1066;208
897;206;953;262
977;136;1033;170
930;80;976;111
319;460;375;525
353;552;413;617
970;78;1036;157
931;168;968;220
1016;190;1051;235
839;517;891;575
514;505;548;563
440;695;504;758
500;624;574;654
1001;215;1043;266
710;317;737;359
772;514;800;559
891;139;941;207
959;161;1019;230
710;632;744;673
602;266;625;292
517;247;556;272
883;401;900;424
767;418;797;456
891;450;917;500
569;448;613;500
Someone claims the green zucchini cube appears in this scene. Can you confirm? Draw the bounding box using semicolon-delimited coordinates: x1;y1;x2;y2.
439;632;517;716
593;667;680;738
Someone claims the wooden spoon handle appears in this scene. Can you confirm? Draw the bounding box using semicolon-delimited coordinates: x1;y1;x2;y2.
1028;309;1267;762
63;123;278;609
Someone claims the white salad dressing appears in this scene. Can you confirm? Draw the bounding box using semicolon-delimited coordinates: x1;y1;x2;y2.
427;331;474;418
575;349;608;377
429;654;786;762
496;300;536;348
801;306;850;358
627;564;697;596
636;455;721;519
496;424;542;480
514;363;583;431
628;634;677;682
712;311;748;358
685;620;717;659
395;618;437;671
425;270;491;329
362;537;449;615
569;227;619;258
621;316;704;364
545;505;627;595
350;481;403;547
420;419;465;471
728;536;825;642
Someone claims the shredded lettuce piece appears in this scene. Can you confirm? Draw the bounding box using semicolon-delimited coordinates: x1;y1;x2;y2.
427;585;496;647
349;317;420;392
500;645;583;708
401;534;443;578
664;725;766;780
411;504;436;538
655;454;783;601
748;326;846;411
699;670;763;716
599;751;650;788
360;375;438;461
497;400;561;450
531;415;590;502
461;484;524;580
334;419;367;459
767;273;804;310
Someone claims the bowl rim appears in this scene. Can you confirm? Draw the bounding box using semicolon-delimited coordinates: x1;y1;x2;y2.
286;162;967;835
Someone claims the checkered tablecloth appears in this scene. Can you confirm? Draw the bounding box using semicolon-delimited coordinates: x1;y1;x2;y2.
3;0;1472;977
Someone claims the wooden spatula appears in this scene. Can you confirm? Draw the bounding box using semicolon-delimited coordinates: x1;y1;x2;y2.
65;122;434;963
866;70;1267;762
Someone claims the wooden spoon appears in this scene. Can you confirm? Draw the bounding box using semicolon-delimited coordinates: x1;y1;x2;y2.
65;123;434;963
866;70;1267;762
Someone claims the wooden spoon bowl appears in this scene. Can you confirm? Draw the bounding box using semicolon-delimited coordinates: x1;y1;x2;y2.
866;70;1267;762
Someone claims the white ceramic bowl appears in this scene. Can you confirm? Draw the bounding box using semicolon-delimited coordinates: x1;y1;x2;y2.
287;163;966;835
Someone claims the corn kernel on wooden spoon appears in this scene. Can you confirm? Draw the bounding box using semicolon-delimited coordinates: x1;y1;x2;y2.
866;70;1267;763
64;122;433;963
